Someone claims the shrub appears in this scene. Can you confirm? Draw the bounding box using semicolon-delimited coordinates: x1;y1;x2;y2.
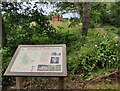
67;29;118;76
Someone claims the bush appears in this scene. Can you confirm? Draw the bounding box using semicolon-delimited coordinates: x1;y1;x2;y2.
67;29;118;76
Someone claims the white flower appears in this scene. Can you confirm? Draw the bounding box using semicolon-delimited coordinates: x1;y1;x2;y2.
95;45;97;47
115;44;118;46
116;36;118;39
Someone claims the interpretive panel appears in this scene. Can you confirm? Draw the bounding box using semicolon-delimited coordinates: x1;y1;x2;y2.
4;44;67;76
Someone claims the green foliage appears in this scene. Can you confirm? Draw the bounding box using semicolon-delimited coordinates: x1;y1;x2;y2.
1;2;56;85
55;2;83;14
109;2;120;27
69;18;81;28
100;2;120;27
2;24;118;84
1;2;119;86
55;2;83;28
89;3;102;27
67;29;118;76
102;25;120;35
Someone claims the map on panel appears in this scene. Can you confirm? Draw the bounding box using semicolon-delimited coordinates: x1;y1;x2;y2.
10;47;62;72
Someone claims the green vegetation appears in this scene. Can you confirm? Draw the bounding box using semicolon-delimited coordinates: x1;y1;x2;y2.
2;22;119;85
87;82;119;89
0;2;119;89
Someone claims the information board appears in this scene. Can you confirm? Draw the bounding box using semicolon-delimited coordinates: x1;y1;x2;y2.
4;44;67;76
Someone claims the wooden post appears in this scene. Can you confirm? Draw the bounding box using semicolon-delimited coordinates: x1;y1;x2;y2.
59;77;64;89
16;77;24;89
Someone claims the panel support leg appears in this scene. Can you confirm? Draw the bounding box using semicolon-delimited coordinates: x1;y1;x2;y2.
16;77;24;89
59;77;64;89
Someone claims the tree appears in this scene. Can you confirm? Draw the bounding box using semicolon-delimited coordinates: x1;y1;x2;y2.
0;5;6;47
0;7;2;47
98;2;120;27
109;2;120;27
1;2;55;47
1;2;56;85
82;2;90;36
55;2;91;36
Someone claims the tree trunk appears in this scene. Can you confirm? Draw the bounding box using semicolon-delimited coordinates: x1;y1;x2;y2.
0;6;6;47
82;2;90;36
0;7;2;47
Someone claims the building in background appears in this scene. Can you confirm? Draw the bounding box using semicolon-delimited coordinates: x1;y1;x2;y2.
52;14;63;22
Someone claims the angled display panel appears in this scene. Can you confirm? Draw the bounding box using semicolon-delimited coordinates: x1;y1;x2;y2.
4;44;67;76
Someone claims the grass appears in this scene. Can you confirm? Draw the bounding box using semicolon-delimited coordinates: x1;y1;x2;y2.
50;21;82;35
87;82;119;89
102;24;120;35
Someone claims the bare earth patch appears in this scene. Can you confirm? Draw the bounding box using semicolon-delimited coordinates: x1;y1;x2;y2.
2;71;120;90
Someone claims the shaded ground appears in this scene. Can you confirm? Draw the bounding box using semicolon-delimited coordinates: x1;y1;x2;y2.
2;71;120;90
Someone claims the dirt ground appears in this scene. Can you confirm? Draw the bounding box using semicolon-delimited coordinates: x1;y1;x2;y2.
2;71;120;90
